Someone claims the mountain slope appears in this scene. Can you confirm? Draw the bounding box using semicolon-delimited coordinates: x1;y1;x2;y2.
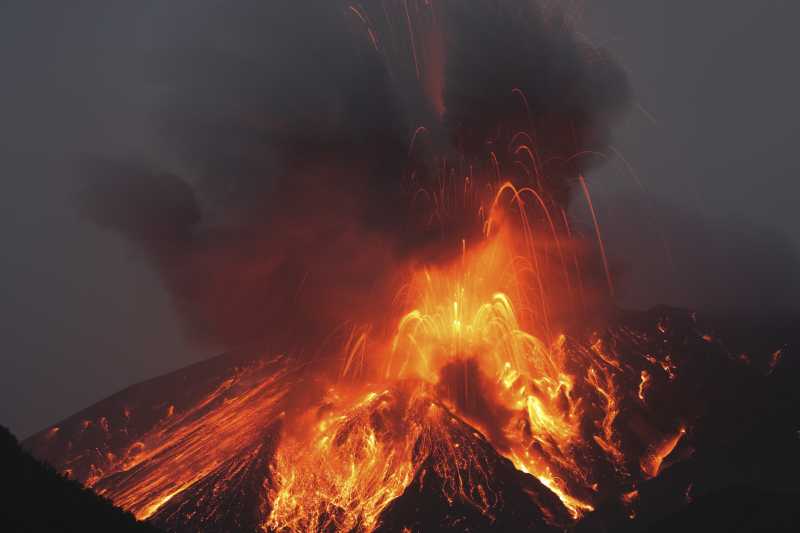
21;307;800;532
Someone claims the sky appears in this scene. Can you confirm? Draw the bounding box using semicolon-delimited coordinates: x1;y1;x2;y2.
1;1;799;438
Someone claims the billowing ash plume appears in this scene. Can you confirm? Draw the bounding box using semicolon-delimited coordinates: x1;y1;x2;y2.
80;0;630;351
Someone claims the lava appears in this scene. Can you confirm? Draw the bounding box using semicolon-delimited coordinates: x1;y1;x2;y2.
90;357;293;519
640;426;687;479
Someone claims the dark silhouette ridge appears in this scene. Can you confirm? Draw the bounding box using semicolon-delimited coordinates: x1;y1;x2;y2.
0;425;161;533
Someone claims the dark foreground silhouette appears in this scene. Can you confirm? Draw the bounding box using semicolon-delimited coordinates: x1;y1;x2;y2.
0;425;161;533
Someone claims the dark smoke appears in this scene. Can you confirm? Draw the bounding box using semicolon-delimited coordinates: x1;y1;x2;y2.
79;0;630;352
437;358;515;451
441;1;630;204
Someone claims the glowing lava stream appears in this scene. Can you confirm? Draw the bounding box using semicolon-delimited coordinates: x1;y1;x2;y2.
87;358;294;520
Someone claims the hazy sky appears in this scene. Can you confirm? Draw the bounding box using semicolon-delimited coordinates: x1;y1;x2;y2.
2;1;799;438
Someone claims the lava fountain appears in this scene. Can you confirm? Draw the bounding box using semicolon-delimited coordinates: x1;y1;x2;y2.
264;184;644;530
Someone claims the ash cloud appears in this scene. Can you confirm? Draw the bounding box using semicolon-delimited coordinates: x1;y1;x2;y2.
441;1;630;204
80;0;630;351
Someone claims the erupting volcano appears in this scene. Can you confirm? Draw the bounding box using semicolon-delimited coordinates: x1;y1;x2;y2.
18;1;800;532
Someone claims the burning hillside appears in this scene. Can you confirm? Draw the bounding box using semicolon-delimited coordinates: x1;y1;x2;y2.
25;302;798;532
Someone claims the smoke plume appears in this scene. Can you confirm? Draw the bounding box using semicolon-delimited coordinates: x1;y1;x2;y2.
79;0;630;352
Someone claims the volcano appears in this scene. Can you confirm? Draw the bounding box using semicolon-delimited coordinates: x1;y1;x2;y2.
23;306;800;532
17;2;800;531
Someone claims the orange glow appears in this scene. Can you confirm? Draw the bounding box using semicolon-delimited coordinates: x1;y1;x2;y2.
621;489;639;503
640;426;687;479
267;389;419;532
88;358;292;519
638;370;651;402
767;348;783;375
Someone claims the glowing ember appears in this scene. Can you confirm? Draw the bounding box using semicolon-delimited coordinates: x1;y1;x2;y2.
640;426;687;479
638;370;651;402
